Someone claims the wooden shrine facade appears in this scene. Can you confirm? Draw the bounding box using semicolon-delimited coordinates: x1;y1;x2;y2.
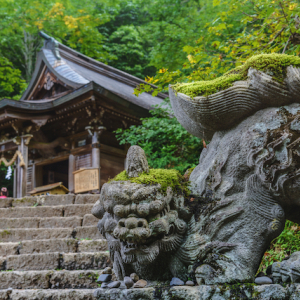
0;32;166;197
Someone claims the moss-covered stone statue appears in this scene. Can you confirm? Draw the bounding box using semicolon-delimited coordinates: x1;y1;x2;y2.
93;54;300;289
92;145;202;281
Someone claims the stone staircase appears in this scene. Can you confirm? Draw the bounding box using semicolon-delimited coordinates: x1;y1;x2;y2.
0;194;109;300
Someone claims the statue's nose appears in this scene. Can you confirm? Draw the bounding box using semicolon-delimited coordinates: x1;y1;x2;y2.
118;217;148;229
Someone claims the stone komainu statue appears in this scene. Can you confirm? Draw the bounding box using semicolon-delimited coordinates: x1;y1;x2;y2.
93;54;300;285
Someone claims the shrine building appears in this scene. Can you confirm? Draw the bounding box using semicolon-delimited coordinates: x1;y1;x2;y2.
0;32;166;197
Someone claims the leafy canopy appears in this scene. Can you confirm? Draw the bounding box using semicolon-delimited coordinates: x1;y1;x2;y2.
135;0;300;96
115;101;203;174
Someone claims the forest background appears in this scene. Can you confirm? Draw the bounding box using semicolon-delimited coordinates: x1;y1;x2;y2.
1;0;300;272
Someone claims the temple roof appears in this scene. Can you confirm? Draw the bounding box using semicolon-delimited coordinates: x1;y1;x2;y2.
20;32;166;110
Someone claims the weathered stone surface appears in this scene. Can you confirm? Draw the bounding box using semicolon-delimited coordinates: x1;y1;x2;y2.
39;216;82;228
255;276;273;284
64;204;94;217
75;194;99;205
62;252;111;270
124;276;134;288
0;270;53;289
83;213;99;226
185;280;195;286
182;104;300;284
19;238;77;254
270;251;300;283
0;256;6;270
133;279;147;288
130;273;139;282
75;226;103;239
92;179;191;281
107;281;121;288
0;290;9;300
49;270;102;288
36;194;75;206
94;287;155;300
254;284;288;300
97;274;112;283
78;239;108;252
9;289;94;300
125;145;149;178
165;286;201;300
103;267;112;274
6;252;60;270
0;242;19;256
12;197;37;207
0;217;40;229
170;277;184;286
0;206;64;218
0;228;74;242
0;197;13;208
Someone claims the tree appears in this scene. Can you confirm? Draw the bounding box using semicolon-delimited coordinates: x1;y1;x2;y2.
0;56;26;99
135;0;300;96
115;100;203;173
0;0;121;86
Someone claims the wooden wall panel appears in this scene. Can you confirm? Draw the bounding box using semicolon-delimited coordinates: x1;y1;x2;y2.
75;153;92;170
100;153;125;187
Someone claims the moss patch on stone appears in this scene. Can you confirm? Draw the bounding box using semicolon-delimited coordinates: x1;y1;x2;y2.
173;53;300;97
111;169;190;196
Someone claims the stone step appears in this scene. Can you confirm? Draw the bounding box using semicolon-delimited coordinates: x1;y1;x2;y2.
0;239;108;256
78;239;108;253
0;226;102;242
64;204;94;217
19;238;78;254
0;216;83;229
0;228;74;242
83;214;99;226
12;195;75;207
5;194;99;208
0;270;103;289
2;289;95;300
0;242;19;256
0;206;64;219
4;252;110;271
75;194;99;205
0;204;94;219
75;226;103;239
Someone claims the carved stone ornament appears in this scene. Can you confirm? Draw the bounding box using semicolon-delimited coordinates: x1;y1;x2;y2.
93;56;300;288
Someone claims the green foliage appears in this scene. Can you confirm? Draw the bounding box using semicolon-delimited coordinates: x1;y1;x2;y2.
0;56;26;99
173;53;300;97
0;0;121;94
258;220;300;273
115;100;203;174
111;169;190;196
135;0;300;96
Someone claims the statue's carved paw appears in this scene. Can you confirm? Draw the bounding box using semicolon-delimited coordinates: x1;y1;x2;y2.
271;251;300;283
195;264;216;285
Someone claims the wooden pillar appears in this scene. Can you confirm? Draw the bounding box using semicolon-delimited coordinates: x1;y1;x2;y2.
86;126;105;192
15;135;32;198
68;154;75;193
13;162;17;198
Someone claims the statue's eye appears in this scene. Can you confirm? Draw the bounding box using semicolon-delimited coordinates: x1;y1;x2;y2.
138;221;144;227
119;221;125;227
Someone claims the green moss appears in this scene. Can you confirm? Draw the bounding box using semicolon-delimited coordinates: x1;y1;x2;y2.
111;169;190;196
173;53;300;97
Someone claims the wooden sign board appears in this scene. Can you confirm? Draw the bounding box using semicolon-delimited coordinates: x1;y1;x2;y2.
73;168;99;193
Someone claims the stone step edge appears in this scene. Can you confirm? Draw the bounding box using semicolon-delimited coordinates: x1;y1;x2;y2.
1;251;110;271
0;270;107;291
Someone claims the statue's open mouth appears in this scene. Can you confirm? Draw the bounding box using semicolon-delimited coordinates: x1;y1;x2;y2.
122;241;138;254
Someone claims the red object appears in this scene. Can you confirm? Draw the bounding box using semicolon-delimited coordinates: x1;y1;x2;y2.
0;196;7;198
